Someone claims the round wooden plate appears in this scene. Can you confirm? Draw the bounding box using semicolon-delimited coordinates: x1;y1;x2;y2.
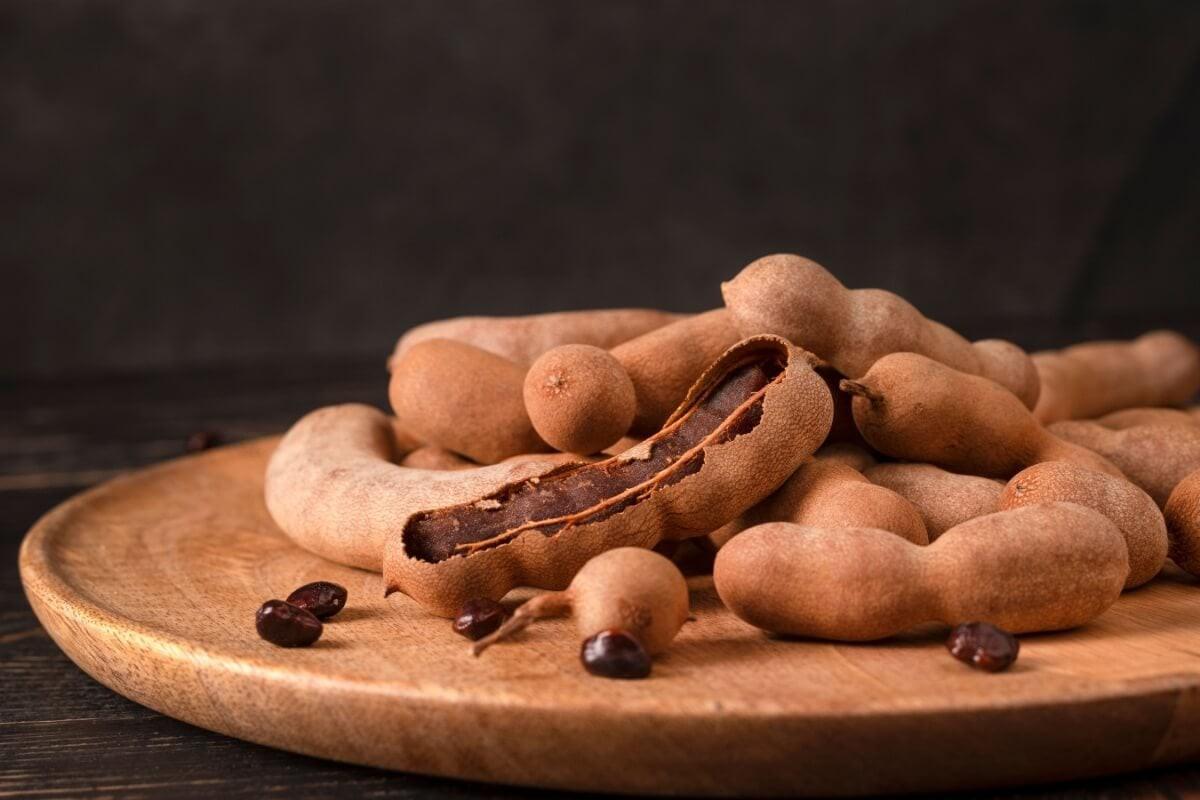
18;438;1200;796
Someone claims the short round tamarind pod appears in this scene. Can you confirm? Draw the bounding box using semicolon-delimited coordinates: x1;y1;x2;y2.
864;463;1003;541
999;461;1167;589
1048;421;1200;507
388;338;549;464
1032;331;1200;424
610;309;742;436
714;503;1128;641
841;352;1124;480
523;344;637;455
390;308;685;368
1096;407;1199;430
1165;469;1200;576
721;254;1041;408
472;547;690;659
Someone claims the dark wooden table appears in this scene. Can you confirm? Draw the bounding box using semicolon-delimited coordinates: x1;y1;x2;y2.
3;363;1199;799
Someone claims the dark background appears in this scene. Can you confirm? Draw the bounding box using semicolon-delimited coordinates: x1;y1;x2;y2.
5;0;1200;381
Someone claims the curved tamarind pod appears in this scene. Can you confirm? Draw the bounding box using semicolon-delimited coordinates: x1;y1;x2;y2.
611;309;742;436
1048;421;1200;507
1165;470;1200;577
390;308;686;368
389;339;550;464
264;405;570;572
1096;407;1198;430
842;353;1124;480
1032;331;1200;424
999;461;1167;589
383;336;833;617
812;442;877;473
721;254;1040;408
864;463;1003;541
714;503;1128;641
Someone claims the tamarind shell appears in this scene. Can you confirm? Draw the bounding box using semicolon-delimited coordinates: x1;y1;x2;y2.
864;463;1003;540
1049;421;1200;507
384;335;833;617
1165;469;1200;576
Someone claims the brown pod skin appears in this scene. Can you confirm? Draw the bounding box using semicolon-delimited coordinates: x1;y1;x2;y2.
721;254;1040;408
384;336;833;617
472;548;690;659
1165;469;1200;576
999;461;1167;589
400;446;476;471
864;463;1003;541
1049;421;1200;507
523;344;637;455
264;405;573;572
718;458;929;547
714;503;1128;641
842;353;1124;480
389;338;549;464
390;308;686;368
612;309;742;435
813;442;877;473
1097;407;1199;430
1032;331;1200;424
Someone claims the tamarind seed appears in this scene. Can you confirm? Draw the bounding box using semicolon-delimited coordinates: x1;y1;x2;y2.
580;629;652;680
256;600;323;647
946;622;1019;672
453;598;508;640
184;430;221;453
286;581;348;619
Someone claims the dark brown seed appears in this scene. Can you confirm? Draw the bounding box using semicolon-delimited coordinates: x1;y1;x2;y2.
580;629;652;680
256;600;323;647
453;598;507;640
946;621;1019;672
184;431;222;453
286;581;348;619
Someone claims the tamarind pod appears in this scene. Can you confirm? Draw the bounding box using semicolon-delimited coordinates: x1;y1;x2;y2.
523;344;637;455
1048;421;1200;507
390;308;686;368
864;463;1003;541
999;461;1167;589
1032;331;1200;424
389;339;550;464
714;503;1128;641
264;405;570;572
1165;469;1200;577
812;442;877;473
1096;407;1199;430
721;254;1040;408
611;309;742;436
383;335;833;617
842;352;1124;480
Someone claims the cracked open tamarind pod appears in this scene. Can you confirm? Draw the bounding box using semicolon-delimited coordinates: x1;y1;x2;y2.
715;503;1128;641
265;405;572;571
721;254;1040;408
999;461;1167;589
383;335;833;617
1032;331;1200;424
389;308;686;368
864;463;1003;541
1048;421;1200;507
841;352;1124;480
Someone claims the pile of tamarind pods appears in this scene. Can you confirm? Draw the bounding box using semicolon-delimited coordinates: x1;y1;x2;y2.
265;253;1200;676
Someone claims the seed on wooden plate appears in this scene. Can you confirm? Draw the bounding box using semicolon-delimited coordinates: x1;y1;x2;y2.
580;629;652;680
452;598;508;640
946;621;1019;672
286;581;348;619
256;600;323;647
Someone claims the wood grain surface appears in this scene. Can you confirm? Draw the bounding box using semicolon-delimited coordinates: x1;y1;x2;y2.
17;434;1200;797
